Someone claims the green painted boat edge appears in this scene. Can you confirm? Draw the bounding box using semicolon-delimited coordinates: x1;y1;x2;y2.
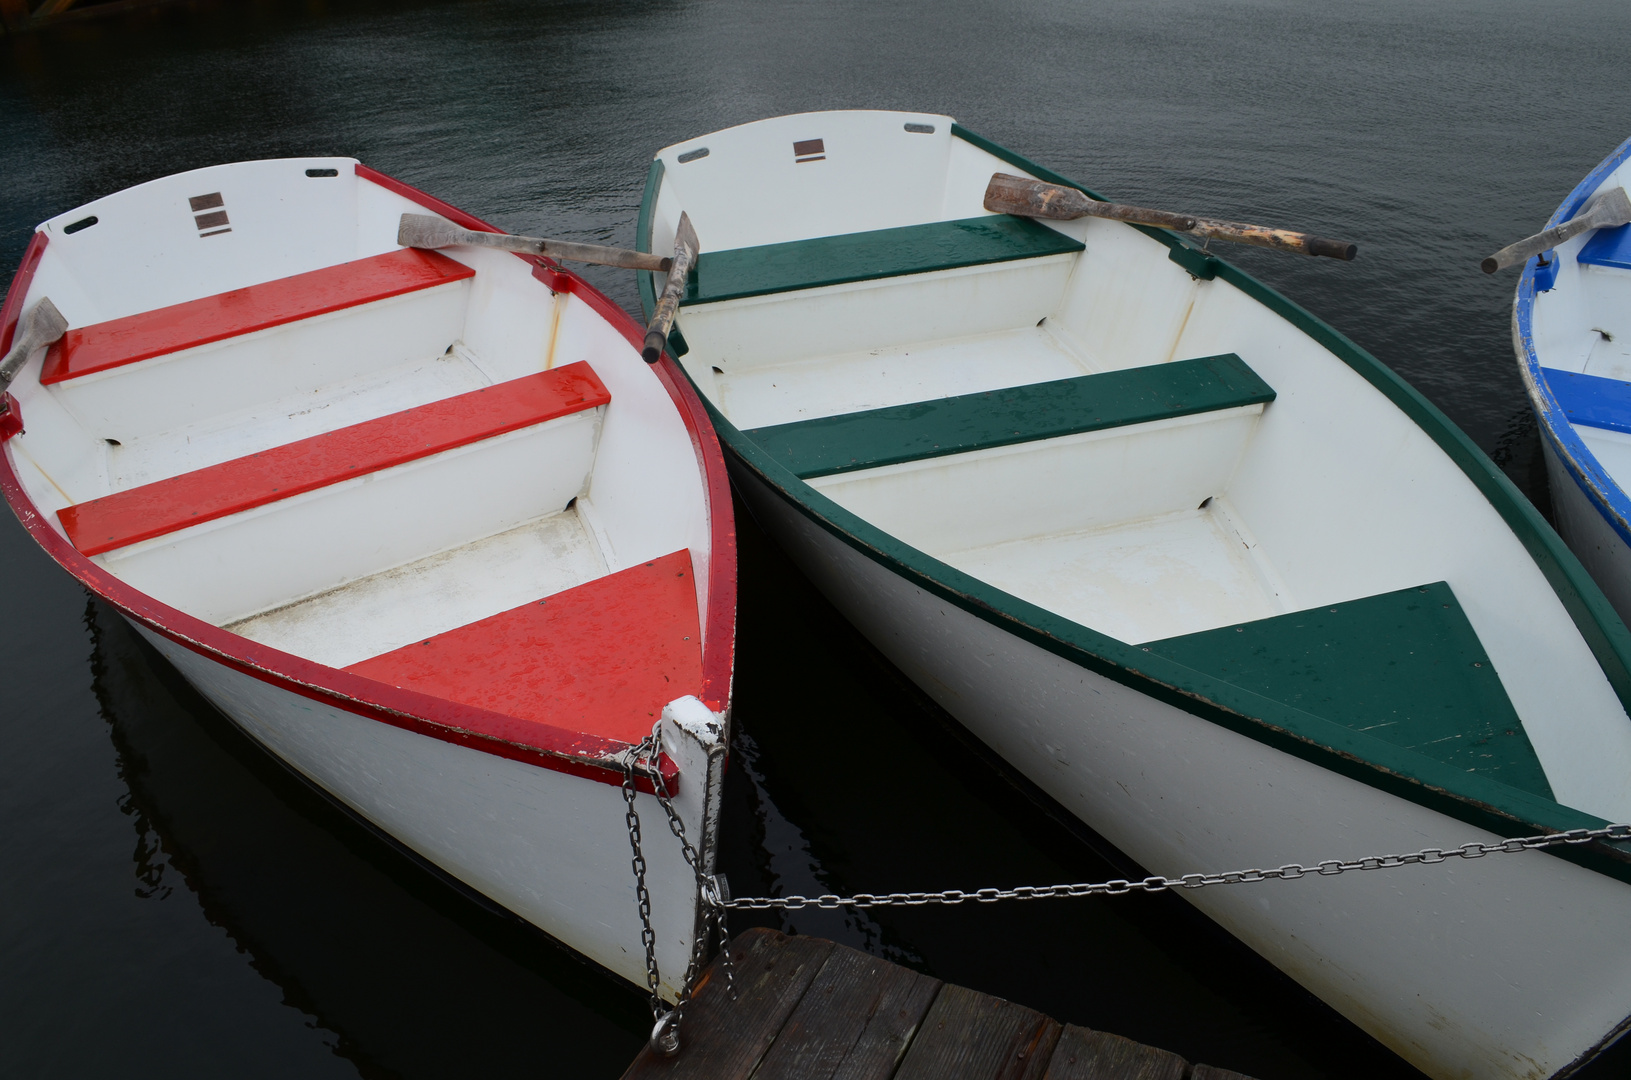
742;352;1274;480
680;214;1084;306
949;122;1631;721
635;147;1631;879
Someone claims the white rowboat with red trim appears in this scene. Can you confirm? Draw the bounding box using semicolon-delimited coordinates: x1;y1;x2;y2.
0;159;736;999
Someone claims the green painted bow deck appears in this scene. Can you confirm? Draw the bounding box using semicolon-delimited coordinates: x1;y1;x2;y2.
622;928;1256;1080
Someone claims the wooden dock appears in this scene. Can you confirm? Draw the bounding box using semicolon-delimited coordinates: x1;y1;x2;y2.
623;929;1257;1080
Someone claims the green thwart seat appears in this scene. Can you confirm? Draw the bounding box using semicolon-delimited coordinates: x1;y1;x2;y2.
1143;582;1553;797
742;353;1275;480
680;214;1085;306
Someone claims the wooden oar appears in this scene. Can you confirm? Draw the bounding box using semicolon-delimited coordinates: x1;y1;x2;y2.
983;174;1358;261
0;297;68;400
643;212;700;364
1481;187;1631;273
398;214;672;273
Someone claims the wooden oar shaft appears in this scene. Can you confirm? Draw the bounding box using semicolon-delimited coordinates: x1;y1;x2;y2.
398;214;672;272
983;174;1357;261
644;212;699;364
1481;188;1631;273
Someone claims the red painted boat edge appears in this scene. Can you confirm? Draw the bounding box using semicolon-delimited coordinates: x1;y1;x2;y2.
0;166;734;790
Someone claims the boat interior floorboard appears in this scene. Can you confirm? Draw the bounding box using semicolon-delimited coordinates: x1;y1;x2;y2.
226;505;607;668
937;503;1287;645
107;345;494;490
718;325;1092;431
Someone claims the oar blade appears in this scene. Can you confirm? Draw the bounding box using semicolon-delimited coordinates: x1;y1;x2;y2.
0;296;68;399
397;213;466;250
643;212;700;364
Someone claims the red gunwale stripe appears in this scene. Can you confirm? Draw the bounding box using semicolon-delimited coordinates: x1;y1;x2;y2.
39;247;475;385
0;165;735;787
58;363;609;556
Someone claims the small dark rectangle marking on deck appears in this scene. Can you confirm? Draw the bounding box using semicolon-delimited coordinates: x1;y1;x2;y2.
794;138;825;157
894;983;1061;1080
194;210;230;230
621;928;835;1080
188;192;224;212
752;940;943;1080
1042;1026;1186;1080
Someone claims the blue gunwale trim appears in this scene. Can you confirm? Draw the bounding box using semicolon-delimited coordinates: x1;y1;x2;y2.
1514;136;1631;556
637;134;1631;883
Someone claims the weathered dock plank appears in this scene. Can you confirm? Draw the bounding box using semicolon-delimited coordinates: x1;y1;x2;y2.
1043;1025;1187;1080
622;930;834;1080
620;929;1258;1080
893;983;1060;1080
754;945;942;1080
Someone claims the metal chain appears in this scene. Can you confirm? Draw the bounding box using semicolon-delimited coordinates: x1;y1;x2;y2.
715;823;1631;911
619;733;664;1017
621;723;736;1056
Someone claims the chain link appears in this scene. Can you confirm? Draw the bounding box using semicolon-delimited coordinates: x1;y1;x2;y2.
715;823;1631;912
621;723;735;1056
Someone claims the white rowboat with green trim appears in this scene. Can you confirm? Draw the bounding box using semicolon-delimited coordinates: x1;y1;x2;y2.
638;111;1631;1079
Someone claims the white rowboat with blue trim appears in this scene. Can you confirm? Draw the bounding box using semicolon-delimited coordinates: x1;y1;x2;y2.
1511;137;1631;633
640;110;1631;1079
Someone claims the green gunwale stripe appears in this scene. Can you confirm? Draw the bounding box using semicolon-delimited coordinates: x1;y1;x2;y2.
681;214;1082;306
636;133;1631;879
742;353;1273;480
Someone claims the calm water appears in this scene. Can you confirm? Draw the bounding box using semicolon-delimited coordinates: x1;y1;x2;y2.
3;2;1629;1076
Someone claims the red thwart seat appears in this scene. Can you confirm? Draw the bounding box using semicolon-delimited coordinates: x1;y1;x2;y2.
59;363;610;556
345;549;704;744
41;248;475;384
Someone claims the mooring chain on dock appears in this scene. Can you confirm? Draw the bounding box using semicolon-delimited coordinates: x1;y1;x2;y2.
620;725;735;1057
709;823;1631;912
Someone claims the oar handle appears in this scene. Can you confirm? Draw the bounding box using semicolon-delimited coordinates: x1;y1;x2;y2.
644;212;700;364
1482;219;1590;274
983;174;1357;261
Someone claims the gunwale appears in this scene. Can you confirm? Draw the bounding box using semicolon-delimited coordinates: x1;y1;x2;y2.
0;161;738;792
638;126;1631;882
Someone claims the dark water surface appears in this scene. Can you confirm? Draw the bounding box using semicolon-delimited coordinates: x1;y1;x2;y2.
3;2;1629;1076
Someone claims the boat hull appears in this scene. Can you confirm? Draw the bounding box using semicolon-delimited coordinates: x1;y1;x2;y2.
1542;432;1631;629
727;446;1631;1080
130;616;713;997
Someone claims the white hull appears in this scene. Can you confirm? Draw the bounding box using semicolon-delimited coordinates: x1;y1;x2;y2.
1544;434;1631;629
135;620;715;995
732;455;1631;1078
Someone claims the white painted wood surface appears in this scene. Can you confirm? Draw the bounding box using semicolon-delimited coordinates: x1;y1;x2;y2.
652;110;1631;1078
